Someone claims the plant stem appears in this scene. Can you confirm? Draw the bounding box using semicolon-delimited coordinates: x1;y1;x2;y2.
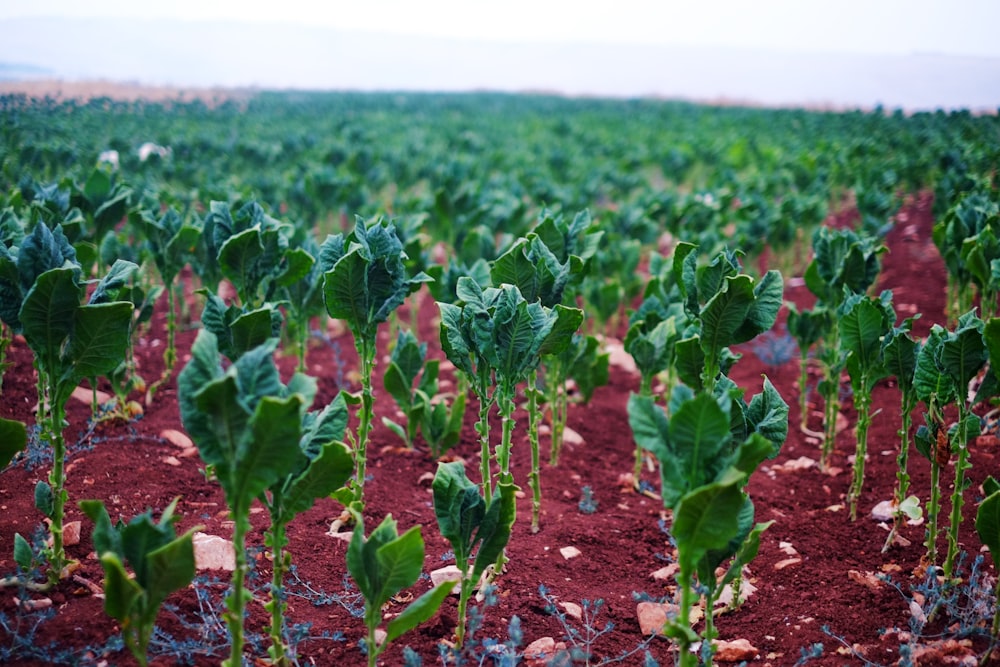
884;394;915;552
223;512;250;667
848;377;872;521
46;397;67;585
677;566;696;667
476;367;494;504
527;370;542;534
925;459;941;569
352;336;375;507
455;568;473;648
798;351;810;430
494;390;516;573
943;409;973;580
267;520;290;667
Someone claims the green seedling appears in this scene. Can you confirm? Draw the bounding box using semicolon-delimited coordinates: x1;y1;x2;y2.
346;513;454;667
432;461;517;648
178;332;329;667
321;217;431;508
79;498;198;667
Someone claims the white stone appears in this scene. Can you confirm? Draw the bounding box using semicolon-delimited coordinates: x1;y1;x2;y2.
561;427;584;447
714;638;759;662
559;601;583;620
559;546;581;560
161;429;194;450
650;563;678;582
192;532;236;571
162;456;182;467
523;637;564;666
604;341;638;375
63;521;82;547
636;601;673;635
773;456;817;472
871;499;896;522
429;565;463;595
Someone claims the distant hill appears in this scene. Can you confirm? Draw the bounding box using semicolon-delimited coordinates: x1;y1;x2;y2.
0;61;54;80
1;16;998;111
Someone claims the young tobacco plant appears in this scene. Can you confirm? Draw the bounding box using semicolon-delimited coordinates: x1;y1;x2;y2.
803;226;886;468
628;389;781;667
432;461;517;649
321;217;432;509
261;393;354;666
838;290;895;521
439;277;582;526
178;331;340;666
134;205;200;398
0;222;136;583
913;312;987;579
671;242;783;394
382;328;436;449
346;512;454;667
491;225;592;531
198;200;303;362
785;302;831;431
79;498;198;667
881;315;922;552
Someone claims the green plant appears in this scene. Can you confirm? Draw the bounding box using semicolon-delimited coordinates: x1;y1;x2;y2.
881;315;922;552
178;331;327;666
420;388;467;459
838;290;895;520
79;498;198;667
438;277;581;528
382;328;436;448
432;460;517;648
975;476;1000;656
321;217;431;508
134;206;200;398
671;242;784;394
913;312;988;579
0;417;26;469
803;226;886;468
628;390;779;666
260;393;354;666
346;513;453;667
785;303;831;430
0;222;136;583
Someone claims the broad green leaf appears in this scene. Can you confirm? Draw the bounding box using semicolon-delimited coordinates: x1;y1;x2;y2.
13;533;32;571
79;499;123;564
144;531;196;609
20;267;81;374
229;306;280;360
99;554;143;621
88;259;138;305
672;469;745;561
279;440;353;518
383;582;452;646
731;270;784;344
669;392;734;493
699;275;754;359
0;417;26;469
218;227;265;303
64;301;134;384
232;395;306;515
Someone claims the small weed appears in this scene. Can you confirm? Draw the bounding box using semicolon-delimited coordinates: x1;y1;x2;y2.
539;585;657;666
578;486;598;514
750;329;797;369
286;568;365;618
435;584;523;666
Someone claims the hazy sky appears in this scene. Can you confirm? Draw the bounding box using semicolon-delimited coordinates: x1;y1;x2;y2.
3;0;999;58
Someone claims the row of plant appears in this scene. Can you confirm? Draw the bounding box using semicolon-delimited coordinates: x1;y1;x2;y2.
1;91;999;665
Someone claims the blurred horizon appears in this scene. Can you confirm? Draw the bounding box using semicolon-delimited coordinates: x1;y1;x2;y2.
1;15;998;112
